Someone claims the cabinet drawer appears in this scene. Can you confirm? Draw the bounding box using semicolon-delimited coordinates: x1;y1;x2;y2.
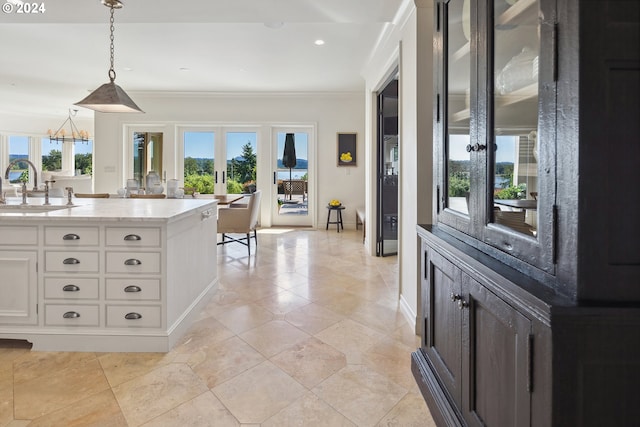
106;305;161;328
106;278;161;301
0;226;37;245
105;252;160;274
44;227;99;246
106;228;161;247
45;251;99;273
44;277;99;299
45;304;100;326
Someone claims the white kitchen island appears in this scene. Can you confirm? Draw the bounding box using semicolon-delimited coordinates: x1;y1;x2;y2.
0;197;218;352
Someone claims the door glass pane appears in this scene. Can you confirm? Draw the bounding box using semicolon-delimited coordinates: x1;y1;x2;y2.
8;136;30;185
42;139;62;173
184;131;215;195
74;140;93;176
276;132;308;216
133;132;163;189
226;132;257;195
446;0;472;215
492;0;539;237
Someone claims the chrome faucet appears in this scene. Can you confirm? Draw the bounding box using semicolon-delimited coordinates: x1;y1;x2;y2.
43;180;55;205
65;187;74;206
4;159;39;192
20;182;28;205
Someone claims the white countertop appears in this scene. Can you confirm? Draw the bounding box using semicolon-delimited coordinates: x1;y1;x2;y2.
0;197;217;223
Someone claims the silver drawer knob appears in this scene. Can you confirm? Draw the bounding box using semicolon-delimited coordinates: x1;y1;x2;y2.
124;234;142;241
124;285;142;293
62;233;80;240
62;284;80;292
125;312;142;320
124;258;142;266
63;258;80;265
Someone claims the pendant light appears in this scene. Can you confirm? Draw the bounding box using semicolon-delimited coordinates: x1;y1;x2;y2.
75;0;143;113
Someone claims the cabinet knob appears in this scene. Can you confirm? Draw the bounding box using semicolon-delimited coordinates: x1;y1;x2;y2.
124;285;142;293
124;258;142;266
124;234;142;241
63;311;80;319
458;299;469;310
450;292;462;302
62;284;80;292
125;312;142;320
63;258;80;265
62;233;80;240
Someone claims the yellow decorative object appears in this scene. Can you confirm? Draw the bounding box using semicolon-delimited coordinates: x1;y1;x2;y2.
329;199;341;207
340;151;352;162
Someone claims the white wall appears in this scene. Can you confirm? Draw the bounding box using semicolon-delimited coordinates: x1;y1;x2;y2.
93;92;365;228
362;0;433;332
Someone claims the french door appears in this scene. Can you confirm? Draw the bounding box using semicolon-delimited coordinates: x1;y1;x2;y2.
180;127;258;195
271;127;314;227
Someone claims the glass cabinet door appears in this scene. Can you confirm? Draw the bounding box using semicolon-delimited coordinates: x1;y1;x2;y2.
490;0;540;238
445;0;472;217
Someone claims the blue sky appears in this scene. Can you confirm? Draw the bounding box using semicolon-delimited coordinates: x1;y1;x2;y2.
10;136;93;155
184;131;308;161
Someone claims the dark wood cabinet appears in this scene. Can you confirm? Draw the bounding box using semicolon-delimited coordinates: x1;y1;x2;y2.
413;1;640;424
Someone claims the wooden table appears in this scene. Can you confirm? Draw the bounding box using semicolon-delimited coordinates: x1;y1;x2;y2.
214;194;245;205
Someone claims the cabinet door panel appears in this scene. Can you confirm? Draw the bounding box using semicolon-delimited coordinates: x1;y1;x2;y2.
0;251;37;325
463;274;531;427
425;251;463;408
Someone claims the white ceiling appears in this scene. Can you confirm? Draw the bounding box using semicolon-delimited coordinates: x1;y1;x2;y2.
0;0;405;120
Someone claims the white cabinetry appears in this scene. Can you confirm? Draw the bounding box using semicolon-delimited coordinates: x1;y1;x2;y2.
0;200;218;352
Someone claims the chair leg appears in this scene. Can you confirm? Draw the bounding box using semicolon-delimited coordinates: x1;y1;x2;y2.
247;233;251;256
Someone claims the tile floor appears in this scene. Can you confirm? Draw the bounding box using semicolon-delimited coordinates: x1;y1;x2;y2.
0;228;436;426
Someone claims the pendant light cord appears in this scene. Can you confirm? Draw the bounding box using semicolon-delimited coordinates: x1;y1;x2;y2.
108;6;116;82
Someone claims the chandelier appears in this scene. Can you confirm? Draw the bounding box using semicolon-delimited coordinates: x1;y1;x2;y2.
74;0;143;113
46;109;90;143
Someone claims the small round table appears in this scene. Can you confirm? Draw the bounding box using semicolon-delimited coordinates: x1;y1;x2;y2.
326;205;345;232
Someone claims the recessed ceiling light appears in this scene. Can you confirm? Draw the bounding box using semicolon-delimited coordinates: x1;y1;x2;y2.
314;39;325;46
123;67;133;71
179;67;190;71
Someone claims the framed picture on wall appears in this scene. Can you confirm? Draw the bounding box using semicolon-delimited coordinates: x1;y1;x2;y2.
337;132;357;166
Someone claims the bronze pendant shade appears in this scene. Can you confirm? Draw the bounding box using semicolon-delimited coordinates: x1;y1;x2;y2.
75;0;143;113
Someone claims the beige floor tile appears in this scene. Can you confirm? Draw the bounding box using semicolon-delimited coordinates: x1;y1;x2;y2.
189;336;265;389
312;365;407;427
0;376;13;427
315;319;386;364
349;302;408;335
28;389;127;427
141;391;240;427
255;289;312;315
376;391;436;427
172;315;235;355
112;363;208;426
262;392;357;427
239;320;310;358
213;303;275;334
13;351;97;384
14;358;110;419
212;360;306;424
363;336;417;389
271;337;347;389
98;352;177;387
284;302;344;335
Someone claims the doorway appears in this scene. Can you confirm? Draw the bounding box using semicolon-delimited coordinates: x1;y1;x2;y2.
377;77;399;256
271;128;313;227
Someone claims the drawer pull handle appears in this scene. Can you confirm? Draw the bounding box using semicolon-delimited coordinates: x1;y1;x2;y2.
125;312;142;320
124;234;142;241
63;311;80;319
62;284;80;292
62;233;80;240
124;258;142;266
63;258;80;265
124;285;142;293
